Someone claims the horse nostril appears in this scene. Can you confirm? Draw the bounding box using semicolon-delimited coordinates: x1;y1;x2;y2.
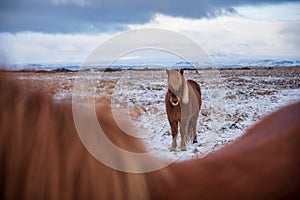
170;97;179;106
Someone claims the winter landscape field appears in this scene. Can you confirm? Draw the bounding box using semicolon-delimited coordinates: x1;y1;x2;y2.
3;66;299;161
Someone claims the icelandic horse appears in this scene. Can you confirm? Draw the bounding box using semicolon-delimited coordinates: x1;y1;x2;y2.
165;69;201;151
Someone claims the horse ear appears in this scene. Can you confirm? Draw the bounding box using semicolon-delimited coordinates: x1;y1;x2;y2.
180;69;184;75
166;69;170;75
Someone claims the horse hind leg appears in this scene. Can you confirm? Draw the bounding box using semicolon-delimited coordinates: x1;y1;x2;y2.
189;114;198;143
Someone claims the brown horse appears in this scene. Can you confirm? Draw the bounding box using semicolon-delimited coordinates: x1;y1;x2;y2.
1;75;300;199
0;76;150;200
165;69;201;151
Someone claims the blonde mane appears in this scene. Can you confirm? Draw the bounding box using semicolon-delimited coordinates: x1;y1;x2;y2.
167;69;189;104
181;75;189;104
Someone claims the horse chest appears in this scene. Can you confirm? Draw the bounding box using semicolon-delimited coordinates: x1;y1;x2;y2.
170;105;181;122
166;102;181;122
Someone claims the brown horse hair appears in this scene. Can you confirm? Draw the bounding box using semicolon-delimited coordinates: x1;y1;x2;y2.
1;74;300;199
0;76;151;200
155;100;300;199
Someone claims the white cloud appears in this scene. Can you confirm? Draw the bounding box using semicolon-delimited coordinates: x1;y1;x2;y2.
0;32;112;64
234;3;300;21
127;12;300;60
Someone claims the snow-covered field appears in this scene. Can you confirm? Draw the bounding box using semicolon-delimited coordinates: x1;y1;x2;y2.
8;67;300;161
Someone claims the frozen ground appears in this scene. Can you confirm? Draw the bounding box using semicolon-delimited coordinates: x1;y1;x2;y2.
7;67;300;161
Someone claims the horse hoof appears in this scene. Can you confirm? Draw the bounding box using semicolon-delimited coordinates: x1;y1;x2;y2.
171;143;177;151
193;140;198;144
181;146;187;151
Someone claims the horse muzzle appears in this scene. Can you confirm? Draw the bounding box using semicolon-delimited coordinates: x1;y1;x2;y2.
170;96;179;106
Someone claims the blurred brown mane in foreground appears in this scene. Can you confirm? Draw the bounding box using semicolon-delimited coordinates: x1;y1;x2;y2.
0;75;299;200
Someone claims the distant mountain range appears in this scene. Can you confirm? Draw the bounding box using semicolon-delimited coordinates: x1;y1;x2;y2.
1;59;299;72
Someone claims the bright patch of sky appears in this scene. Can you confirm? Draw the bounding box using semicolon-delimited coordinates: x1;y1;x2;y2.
127;13;300;61
234;3;300;21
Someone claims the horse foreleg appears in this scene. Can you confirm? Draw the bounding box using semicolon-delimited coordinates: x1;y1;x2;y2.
180;120;189;151
170;121;179;151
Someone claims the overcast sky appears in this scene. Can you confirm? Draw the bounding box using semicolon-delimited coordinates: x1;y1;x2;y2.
0;0;299;64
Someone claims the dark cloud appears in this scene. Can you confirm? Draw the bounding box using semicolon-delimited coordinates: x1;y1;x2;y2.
0;0;298;33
